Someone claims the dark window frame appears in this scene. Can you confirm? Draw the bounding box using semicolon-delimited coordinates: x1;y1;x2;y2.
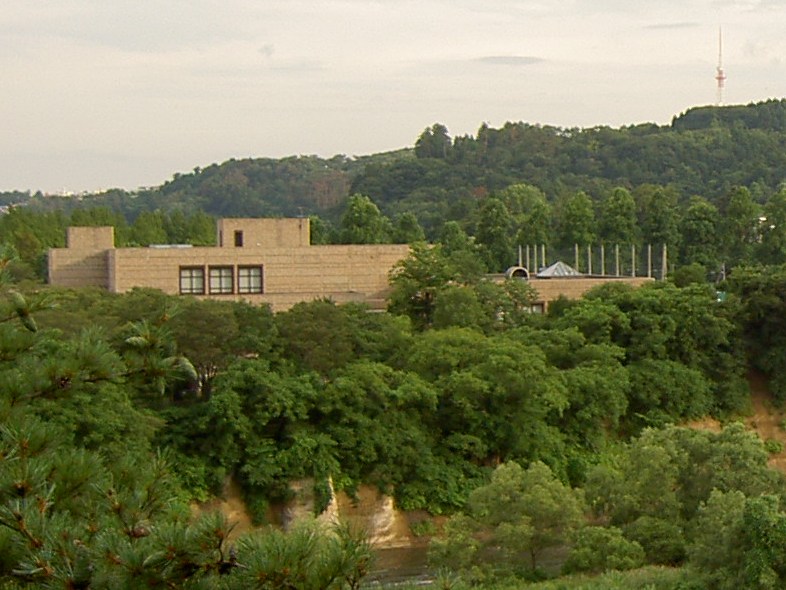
208;266;234;294
234;230;244;247
179;266;205;294
237;265;264;294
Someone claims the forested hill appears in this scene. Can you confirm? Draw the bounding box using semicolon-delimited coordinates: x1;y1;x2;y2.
10;99;786;231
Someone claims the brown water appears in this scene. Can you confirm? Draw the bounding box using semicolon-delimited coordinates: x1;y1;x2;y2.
365;546;433;587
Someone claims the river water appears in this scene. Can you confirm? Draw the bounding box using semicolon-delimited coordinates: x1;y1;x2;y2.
365;546;433;587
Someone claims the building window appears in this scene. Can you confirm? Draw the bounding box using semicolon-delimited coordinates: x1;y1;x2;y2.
234;230;244;247
179;267;204;294
209;266;234;294
237;265;263;294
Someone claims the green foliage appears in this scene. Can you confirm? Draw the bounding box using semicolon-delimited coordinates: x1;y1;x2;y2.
720;186;761;266
553;191;596;251
338;194;392;244
563;526;645;574
623;516;686;566
415;123;452;159
757;187;786;265
689;491;786;590
0;287;377;588
598;187;638;246
275;299;359;375
679;197;721;269
431;461;585;577
475;198;514;271
516;566;689;589
232;520;373;590
584;423;783;572
670;262;708;287
388;243;483;329
498;183;551;247
726;264;786;401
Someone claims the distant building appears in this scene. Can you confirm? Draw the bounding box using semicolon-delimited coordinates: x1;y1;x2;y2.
48;218;652;313
48;218;409;312
500;260;652;313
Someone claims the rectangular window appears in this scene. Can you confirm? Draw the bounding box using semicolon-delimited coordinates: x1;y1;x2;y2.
179;267;205;294
234;230;244;247
209;266;234;294
237;265;263;294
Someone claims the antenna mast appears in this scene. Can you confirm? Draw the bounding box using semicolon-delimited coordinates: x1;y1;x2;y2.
715;27;726;105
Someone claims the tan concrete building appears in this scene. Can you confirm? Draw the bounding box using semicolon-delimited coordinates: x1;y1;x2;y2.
48;217;652;313
48;218;410;312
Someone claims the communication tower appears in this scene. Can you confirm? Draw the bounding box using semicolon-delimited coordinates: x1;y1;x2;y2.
715;27;726;105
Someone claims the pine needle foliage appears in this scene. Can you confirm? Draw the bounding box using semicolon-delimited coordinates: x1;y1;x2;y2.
0;284;373;588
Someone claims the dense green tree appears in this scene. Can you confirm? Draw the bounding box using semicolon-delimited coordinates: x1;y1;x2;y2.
406;329;568;466
757;186;786;264
170;299;239;393
597;187;638;246
635;185;680;253
688;489;748;588
690;492;786;590
626;359;713;429
553;191;596;252
128;211;168;246
437;221;487;277
679;196;721;269
725;265;786;400
496;183;551;247
415;123;452;159
0;289;255;587
432;285;487;331
719;186;762;267
309;214;334;245
431;461;585;576
275;299;356;375
583;281;747;415
475;197;513;271
338;194;392;244
317;361;440;508
585;424;781;535
670;262;709;287
387;243;465;329
392;211;426;243
563;526;645;574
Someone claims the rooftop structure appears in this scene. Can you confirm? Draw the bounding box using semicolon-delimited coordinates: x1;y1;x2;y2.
48;218;653;313
48;218;409;312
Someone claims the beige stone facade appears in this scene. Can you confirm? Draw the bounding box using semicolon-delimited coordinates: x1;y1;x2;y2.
525;275;653;312
48;218;410;312
48;217;653;312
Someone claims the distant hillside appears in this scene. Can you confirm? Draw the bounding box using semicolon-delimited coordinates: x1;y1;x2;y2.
10;99;786;234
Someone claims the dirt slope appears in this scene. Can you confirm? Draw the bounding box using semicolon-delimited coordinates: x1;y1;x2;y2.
745;371;786;473
689;372;786;473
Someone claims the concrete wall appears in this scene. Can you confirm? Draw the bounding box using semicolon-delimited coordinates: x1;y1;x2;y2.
49;221;408;312
529;276;654;309
48;220;653;313
105;243;409;311
48;226;115;288
216;218;310;248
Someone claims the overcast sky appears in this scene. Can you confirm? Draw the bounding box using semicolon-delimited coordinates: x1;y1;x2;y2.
3;0;786;193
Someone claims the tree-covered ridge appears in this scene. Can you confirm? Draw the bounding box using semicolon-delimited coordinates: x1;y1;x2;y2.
6;99;786;227
4;99;786;285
